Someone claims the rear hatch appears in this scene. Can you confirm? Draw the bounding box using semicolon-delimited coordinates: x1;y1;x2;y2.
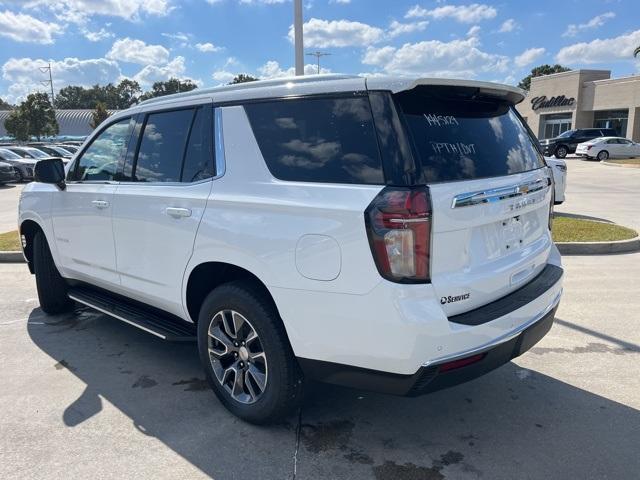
393;84;553;316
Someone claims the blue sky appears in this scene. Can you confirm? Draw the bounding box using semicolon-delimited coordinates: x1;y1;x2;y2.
0;0;639;103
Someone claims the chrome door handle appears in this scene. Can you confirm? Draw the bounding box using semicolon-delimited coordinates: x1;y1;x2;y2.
165;207;192;218
92;200;109;209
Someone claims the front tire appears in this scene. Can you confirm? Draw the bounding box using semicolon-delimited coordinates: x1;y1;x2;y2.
597;150;609;161
555;145;568;159
33;231;74;314
197;281;302;424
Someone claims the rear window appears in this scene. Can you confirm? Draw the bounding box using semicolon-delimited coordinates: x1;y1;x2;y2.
244;96;384;184
395;87;545;183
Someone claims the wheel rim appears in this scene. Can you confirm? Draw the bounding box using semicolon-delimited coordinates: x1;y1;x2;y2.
557;147;567;157
207;309;268;404
598;151;608;160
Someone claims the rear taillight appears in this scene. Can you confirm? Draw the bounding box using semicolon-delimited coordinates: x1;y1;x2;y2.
365;187;431;283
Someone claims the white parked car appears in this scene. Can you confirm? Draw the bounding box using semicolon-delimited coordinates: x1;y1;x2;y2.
545;157;567;204
18;75;563;423
575;136;640;161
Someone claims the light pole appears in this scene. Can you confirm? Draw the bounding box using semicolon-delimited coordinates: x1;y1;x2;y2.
306;51;331;74
39;62;55;105
294;0;304;76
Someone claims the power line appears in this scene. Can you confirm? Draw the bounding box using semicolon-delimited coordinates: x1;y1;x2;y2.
306;51;331;74
38;63;55;105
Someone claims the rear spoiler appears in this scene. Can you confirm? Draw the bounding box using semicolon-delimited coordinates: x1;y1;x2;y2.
365;77;526;105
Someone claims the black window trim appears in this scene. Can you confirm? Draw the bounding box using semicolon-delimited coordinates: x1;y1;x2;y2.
66;115;134;184
119;104;216;186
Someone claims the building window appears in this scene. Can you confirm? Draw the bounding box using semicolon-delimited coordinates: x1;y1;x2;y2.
540;113;572;139
594;110;628;138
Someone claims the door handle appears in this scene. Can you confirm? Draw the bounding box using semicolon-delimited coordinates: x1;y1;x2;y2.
92;200;109;209
165;207;192;218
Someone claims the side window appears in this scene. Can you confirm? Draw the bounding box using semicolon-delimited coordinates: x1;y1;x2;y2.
71;118;131;181
606;139;617;144
244;96;384;184
181;107;215;183
133;109;194;182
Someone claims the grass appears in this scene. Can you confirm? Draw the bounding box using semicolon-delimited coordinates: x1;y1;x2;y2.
605;158;640;166
552;216;638;243
0;230;21;251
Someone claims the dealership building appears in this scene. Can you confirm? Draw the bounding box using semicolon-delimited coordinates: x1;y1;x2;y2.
516;69;640;141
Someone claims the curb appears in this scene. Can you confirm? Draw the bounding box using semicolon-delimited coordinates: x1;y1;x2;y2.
602;161;640;168
557;236;640;255
0;251;24;263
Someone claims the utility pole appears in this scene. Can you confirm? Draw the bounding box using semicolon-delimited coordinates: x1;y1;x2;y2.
294;0;304;76
39;62;55;105
306;51;331;74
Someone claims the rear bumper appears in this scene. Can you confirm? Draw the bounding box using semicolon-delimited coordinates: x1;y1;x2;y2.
0;170;18;183
299;304;557;396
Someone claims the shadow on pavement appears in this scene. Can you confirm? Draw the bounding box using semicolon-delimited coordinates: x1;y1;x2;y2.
28;307;640;480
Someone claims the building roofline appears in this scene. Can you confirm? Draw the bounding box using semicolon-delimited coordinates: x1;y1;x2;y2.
531;69;611;82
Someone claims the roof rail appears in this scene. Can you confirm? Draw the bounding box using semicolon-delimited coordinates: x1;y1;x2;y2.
138;74;359;106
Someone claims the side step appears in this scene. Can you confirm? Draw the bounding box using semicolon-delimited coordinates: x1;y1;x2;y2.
68;286;197;342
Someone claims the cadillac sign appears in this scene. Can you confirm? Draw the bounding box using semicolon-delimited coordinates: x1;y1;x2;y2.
531;95;575;111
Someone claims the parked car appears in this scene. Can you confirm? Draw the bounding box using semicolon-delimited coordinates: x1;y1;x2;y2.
19;75;563;424
55;144;78;154
29;144;73;159
575;136;640;161
6;146;62;162
539;128;617;158
0;148;36;181
545;157;567;204
0;160;18;184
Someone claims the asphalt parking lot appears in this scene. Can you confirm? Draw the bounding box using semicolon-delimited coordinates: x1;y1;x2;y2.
1;160;639;479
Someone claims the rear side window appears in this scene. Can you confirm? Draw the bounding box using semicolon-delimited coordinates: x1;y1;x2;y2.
134;109;193;182
181;107;215;183
395;87;545;183
244;96;384;184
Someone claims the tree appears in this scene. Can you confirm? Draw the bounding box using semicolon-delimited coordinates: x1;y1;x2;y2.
138;78;198;101
230;74;259;84
4;110;29;141
90;102;110;129
518;64;571;91
23;93;58;139
114;79;142;109
54;80;142;109
0;97;12;110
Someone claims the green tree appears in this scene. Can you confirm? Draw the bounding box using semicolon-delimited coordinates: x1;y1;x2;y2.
114;79;142;108
230;74;259;84
54;80;142;109
0;97;12;110
90;102;110;129
4;109;29;141
518;64;571;91
139;78;198;101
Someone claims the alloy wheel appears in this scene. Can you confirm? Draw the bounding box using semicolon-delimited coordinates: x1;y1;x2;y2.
207;309;268;404
597;151;608;161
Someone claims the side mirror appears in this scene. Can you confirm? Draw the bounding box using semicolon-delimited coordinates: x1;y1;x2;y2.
34;158;66;190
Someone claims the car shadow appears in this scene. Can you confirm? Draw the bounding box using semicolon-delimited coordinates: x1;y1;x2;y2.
0;183;16;190
27;307;640;480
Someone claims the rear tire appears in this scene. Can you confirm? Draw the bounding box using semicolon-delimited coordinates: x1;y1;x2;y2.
197;281;302;424
33;231;74;314
555;145;568;159
597;150;609;161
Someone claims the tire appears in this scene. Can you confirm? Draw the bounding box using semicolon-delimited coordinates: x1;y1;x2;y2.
14;168;23;182
33;231;74;314
197;281;302;424
597;150;609;161
555;145;568;159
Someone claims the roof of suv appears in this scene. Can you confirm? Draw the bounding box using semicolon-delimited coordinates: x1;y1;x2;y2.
132;74;525;113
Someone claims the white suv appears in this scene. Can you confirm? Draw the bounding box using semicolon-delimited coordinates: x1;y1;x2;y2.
19;75;563;423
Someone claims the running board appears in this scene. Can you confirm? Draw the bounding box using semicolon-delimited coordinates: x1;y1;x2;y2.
68;287;197;342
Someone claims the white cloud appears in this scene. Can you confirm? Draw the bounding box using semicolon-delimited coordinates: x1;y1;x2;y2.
556;29;640;64
288;17;384;48
107;37;170;65
207;0;288;4
18;0;171;25
329;0;351;3
258;60;330;78
196;42;222;52
514;47;545;68
498;18;518;33
562;12;615;38
212;70;236;83
405;3;497;23
81;27;113;42
0;10;62;44
2;56;121;103
362;37;509;78
387;20;428;38
132;56;187;87
467;25;481;38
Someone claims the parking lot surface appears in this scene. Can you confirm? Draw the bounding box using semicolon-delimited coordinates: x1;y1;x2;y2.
1;160;639;479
